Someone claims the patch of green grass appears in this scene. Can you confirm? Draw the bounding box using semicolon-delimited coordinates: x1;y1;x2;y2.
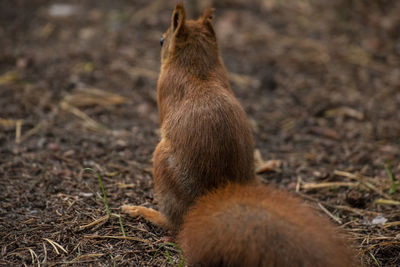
154;242;185;267
384;160;399;195
84;168;126;237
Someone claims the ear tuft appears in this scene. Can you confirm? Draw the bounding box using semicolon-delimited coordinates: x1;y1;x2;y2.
201;8;216;36
172;2;186;33
201;8;215;22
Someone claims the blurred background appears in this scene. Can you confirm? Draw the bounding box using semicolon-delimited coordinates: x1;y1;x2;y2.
1;0;399;266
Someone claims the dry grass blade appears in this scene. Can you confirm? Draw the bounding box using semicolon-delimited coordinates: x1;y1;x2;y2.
333;205;379;216
83;235;150;243
318;203;343;224
374;199;400;206
42;242;47;264
0;118;18;127
17;122;43;144
43;238;68;254
254;149;264;167
27;248;40;267
299;192;380;216
116;182;135;189
324;107;364;120
79;215;109;230
363;182;392;200
296;176;303;192
15;119;23;143
334;170;392;199
334;170;359;179
62;88;126;108
360;236;397;241
383;221;400;228
43;239;58;255
60;101;105;131
363;241;400;252
301;181;357;190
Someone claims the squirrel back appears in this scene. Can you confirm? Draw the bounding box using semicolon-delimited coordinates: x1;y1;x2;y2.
154;3;255;229
178;183;357;267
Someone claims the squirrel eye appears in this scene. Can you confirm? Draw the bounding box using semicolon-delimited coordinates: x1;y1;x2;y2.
160;37;165;47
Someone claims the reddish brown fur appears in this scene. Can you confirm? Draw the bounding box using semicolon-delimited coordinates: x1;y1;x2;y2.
122;3;357;266
154;3;255;230
178;183;356;267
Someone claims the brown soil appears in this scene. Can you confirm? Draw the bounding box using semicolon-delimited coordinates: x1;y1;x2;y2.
1;0;399;266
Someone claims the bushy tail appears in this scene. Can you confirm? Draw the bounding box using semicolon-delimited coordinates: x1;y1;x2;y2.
178;183;356;267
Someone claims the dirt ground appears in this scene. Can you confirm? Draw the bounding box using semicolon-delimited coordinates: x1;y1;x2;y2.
1;0;399;266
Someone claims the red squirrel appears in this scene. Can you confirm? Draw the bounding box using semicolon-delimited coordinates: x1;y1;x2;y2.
122;3;356;266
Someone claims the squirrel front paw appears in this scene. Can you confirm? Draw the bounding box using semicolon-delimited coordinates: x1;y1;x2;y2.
121;205;144;217
121;205;169;228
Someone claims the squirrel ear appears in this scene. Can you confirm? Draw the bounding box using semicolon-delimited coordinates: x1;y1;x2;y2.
171;2;186;34
201;8;215;22
201;8;216;35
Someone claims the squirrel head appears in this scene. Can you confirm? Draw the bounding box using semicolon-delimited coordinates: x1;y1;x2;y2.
160;2;218;70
